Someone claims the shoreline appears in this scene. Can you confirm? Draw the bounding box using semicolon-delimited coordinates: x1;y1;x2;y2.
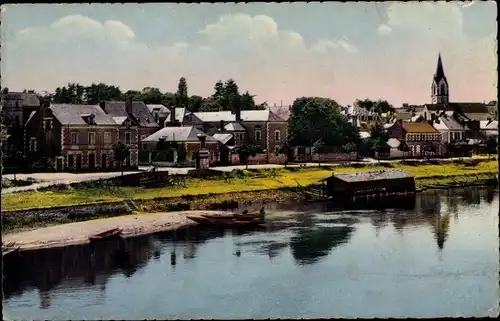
2;211;226;252
3;179;498;253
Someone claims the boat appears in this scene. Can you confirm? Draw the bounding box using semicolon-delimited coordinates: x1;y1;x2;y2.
201;207;266;221
187;215;265;228
89;228;123;242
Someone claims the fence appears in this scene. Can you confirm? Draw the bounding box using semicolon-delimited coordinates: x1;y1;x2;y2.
295;152;357;163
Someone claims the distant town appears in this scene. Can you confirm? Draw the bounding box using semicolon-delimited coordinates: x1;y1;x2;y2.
1;54;498;174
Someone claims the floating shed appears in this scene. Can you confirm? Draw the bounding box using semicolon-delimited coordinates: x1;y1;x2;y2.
321;169;415;200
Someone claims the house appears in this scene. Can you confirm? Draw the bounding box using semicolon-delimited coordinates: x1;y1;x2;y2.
182;109;288;163
344;105;388;130
480;120;498;137
432;115;471;157
0;91;40;126
141;126;219;166
386;120;443;158
100;100;159;146
432;115;469;144
25;103;138;171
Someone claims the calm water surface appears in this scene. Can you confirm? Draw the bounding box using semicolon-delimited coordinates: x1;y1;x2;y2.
3;186;499;319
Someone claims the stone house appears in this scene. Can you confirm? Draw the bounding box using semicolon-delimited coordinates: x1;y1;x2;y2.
141;126;219;166
101;100;159;148
181;109;288;164
24;103;138;171
386;120;443;157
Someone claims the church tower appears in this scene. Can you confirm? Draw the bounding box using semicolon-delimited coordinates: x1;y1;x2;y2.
431;53;449;104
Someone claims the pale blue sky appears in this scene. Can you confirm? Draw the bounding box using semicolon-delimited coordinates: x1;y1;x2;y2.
1;2;497;106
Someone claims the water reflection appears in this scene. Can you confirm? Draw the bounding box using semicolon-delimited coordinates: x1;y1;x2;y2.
3;186;498;315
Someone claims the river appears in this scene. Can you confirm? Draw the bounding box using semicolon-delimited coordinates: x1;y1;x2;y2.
3;186;499;319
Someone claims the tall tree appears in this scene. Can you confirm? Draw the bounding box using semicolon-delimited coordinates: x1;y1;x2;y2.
289;97;358;149
223;79;240;112
212;80;224;101
176;77;189;108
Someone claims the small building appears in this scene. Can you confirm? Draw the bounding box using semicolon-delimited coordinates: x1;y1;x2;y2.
322;169;415;200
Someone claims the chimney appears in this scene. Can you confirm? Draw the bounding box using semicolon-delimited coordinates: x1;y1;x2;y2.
170;107;176;123
125;98;133;115
197;133;207;148
235;108;241;122
99;101;106;113
430;113;436;122
220;120;225;132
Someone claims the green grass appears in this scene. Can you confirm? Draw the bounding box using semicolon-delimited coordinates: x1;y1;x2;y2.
2;160;498;212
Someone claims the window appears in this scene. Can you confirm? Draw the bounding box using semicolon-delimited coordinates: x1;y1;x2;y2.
44;119;52;131
71;132;79;145
255;130;261;141
29;137;36;152
88;132;96;145
239;133;244;141
275;146;280;155
125;132;131;144
104;132;112;144
274;130;280;142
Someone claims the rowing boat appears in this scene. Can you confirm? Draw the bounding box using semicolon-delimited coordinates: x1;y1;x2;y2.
89;228;123;243
201;207;266;221
187;216;265;227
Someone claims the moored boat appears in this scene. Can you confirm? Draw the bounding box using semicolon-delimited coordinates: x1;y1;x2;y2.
187;215;265;228
89;228;123;242
201;207;266;221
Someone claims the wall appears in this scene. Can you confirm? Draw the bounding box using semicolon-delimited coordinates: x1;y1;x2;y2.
231;152;287;165
295;152;357;163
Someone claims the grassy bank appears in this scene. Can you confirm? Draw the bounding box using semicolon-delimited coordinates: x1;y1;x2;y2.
1;159;497;212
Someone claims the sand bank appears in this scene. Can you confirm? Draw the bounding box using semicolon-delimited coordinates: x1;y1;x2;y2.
2;211;227;251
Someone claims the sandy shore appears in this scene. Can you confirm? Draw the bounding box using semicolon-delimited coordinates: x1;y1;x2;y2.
2;210;227;251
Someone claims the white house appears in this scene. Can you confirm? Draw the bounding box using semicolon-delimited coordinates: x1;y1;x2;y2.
432;115;469;144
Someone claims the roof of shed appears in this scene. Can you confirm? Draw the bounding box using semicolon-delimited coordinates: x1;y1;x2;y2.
326;169;414;183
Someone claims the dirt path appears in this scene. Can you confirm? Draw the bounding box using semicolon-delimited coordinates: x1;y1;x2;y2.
2;211;226;251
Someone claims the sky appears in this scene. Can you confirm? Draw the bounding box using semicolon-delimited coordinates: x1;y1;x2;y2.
1;2;497;107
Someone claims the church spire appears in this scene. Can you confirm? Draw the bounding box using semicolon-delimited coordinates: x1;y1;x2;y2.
431;53;449;104
434;53;446;83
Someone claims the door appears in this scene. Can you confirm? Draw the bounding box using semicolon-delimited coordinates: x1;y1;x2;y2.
89;153;95;170
56;158;63;172
220;149;229;165
76;154;82;170
101;154;107;170
68;155;74;169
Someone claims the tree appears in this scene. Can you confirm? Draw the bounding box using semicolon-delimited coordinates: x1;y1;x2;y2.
175;77;189;108
113;141;131;175
289;97;358;149
484;136;498;157
188;95;204;112
236;144;262;169
313;138;326;166
354;98;394;114
212;80;224;101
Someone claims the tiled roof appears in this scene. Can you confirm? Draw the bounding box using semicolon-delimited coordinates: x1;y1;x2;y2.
142;126;217;143
434;116;468;131
193;111;235;122
224;122;246;132
212;133;233;145
402;122;439;133
0;92;40;107
332;169;414;183
104;101;158;128
394;112;412;121
50;104;117;125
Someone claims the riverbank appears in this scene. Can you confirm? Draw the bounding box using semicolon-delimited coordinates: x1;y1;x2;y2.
2;211;226;251
2;159;498;212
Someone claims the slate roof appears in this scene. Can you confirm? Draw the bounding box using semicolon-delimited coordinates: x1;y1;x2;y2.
424;104;454;112
103;101;158;128
269;105;291;121
166;107;186;123
433;54;448;85
480;120;498;130
142;126;217;143
330;169;414;183
50;104;117;125
0;92;40;107
402;122;440;133
434;116;468;131
224;122;246;132
387;138;401;149
212;133;233;145
192;109;285;123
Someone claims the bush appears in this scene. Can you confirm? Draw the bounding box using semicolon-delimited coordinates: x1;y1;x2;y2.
165;202;191;211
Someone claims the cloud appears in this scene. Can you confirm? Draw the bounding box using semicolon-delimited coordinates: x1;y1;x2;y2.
2;12;357;103
377;24;392;35
1;5;496;107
